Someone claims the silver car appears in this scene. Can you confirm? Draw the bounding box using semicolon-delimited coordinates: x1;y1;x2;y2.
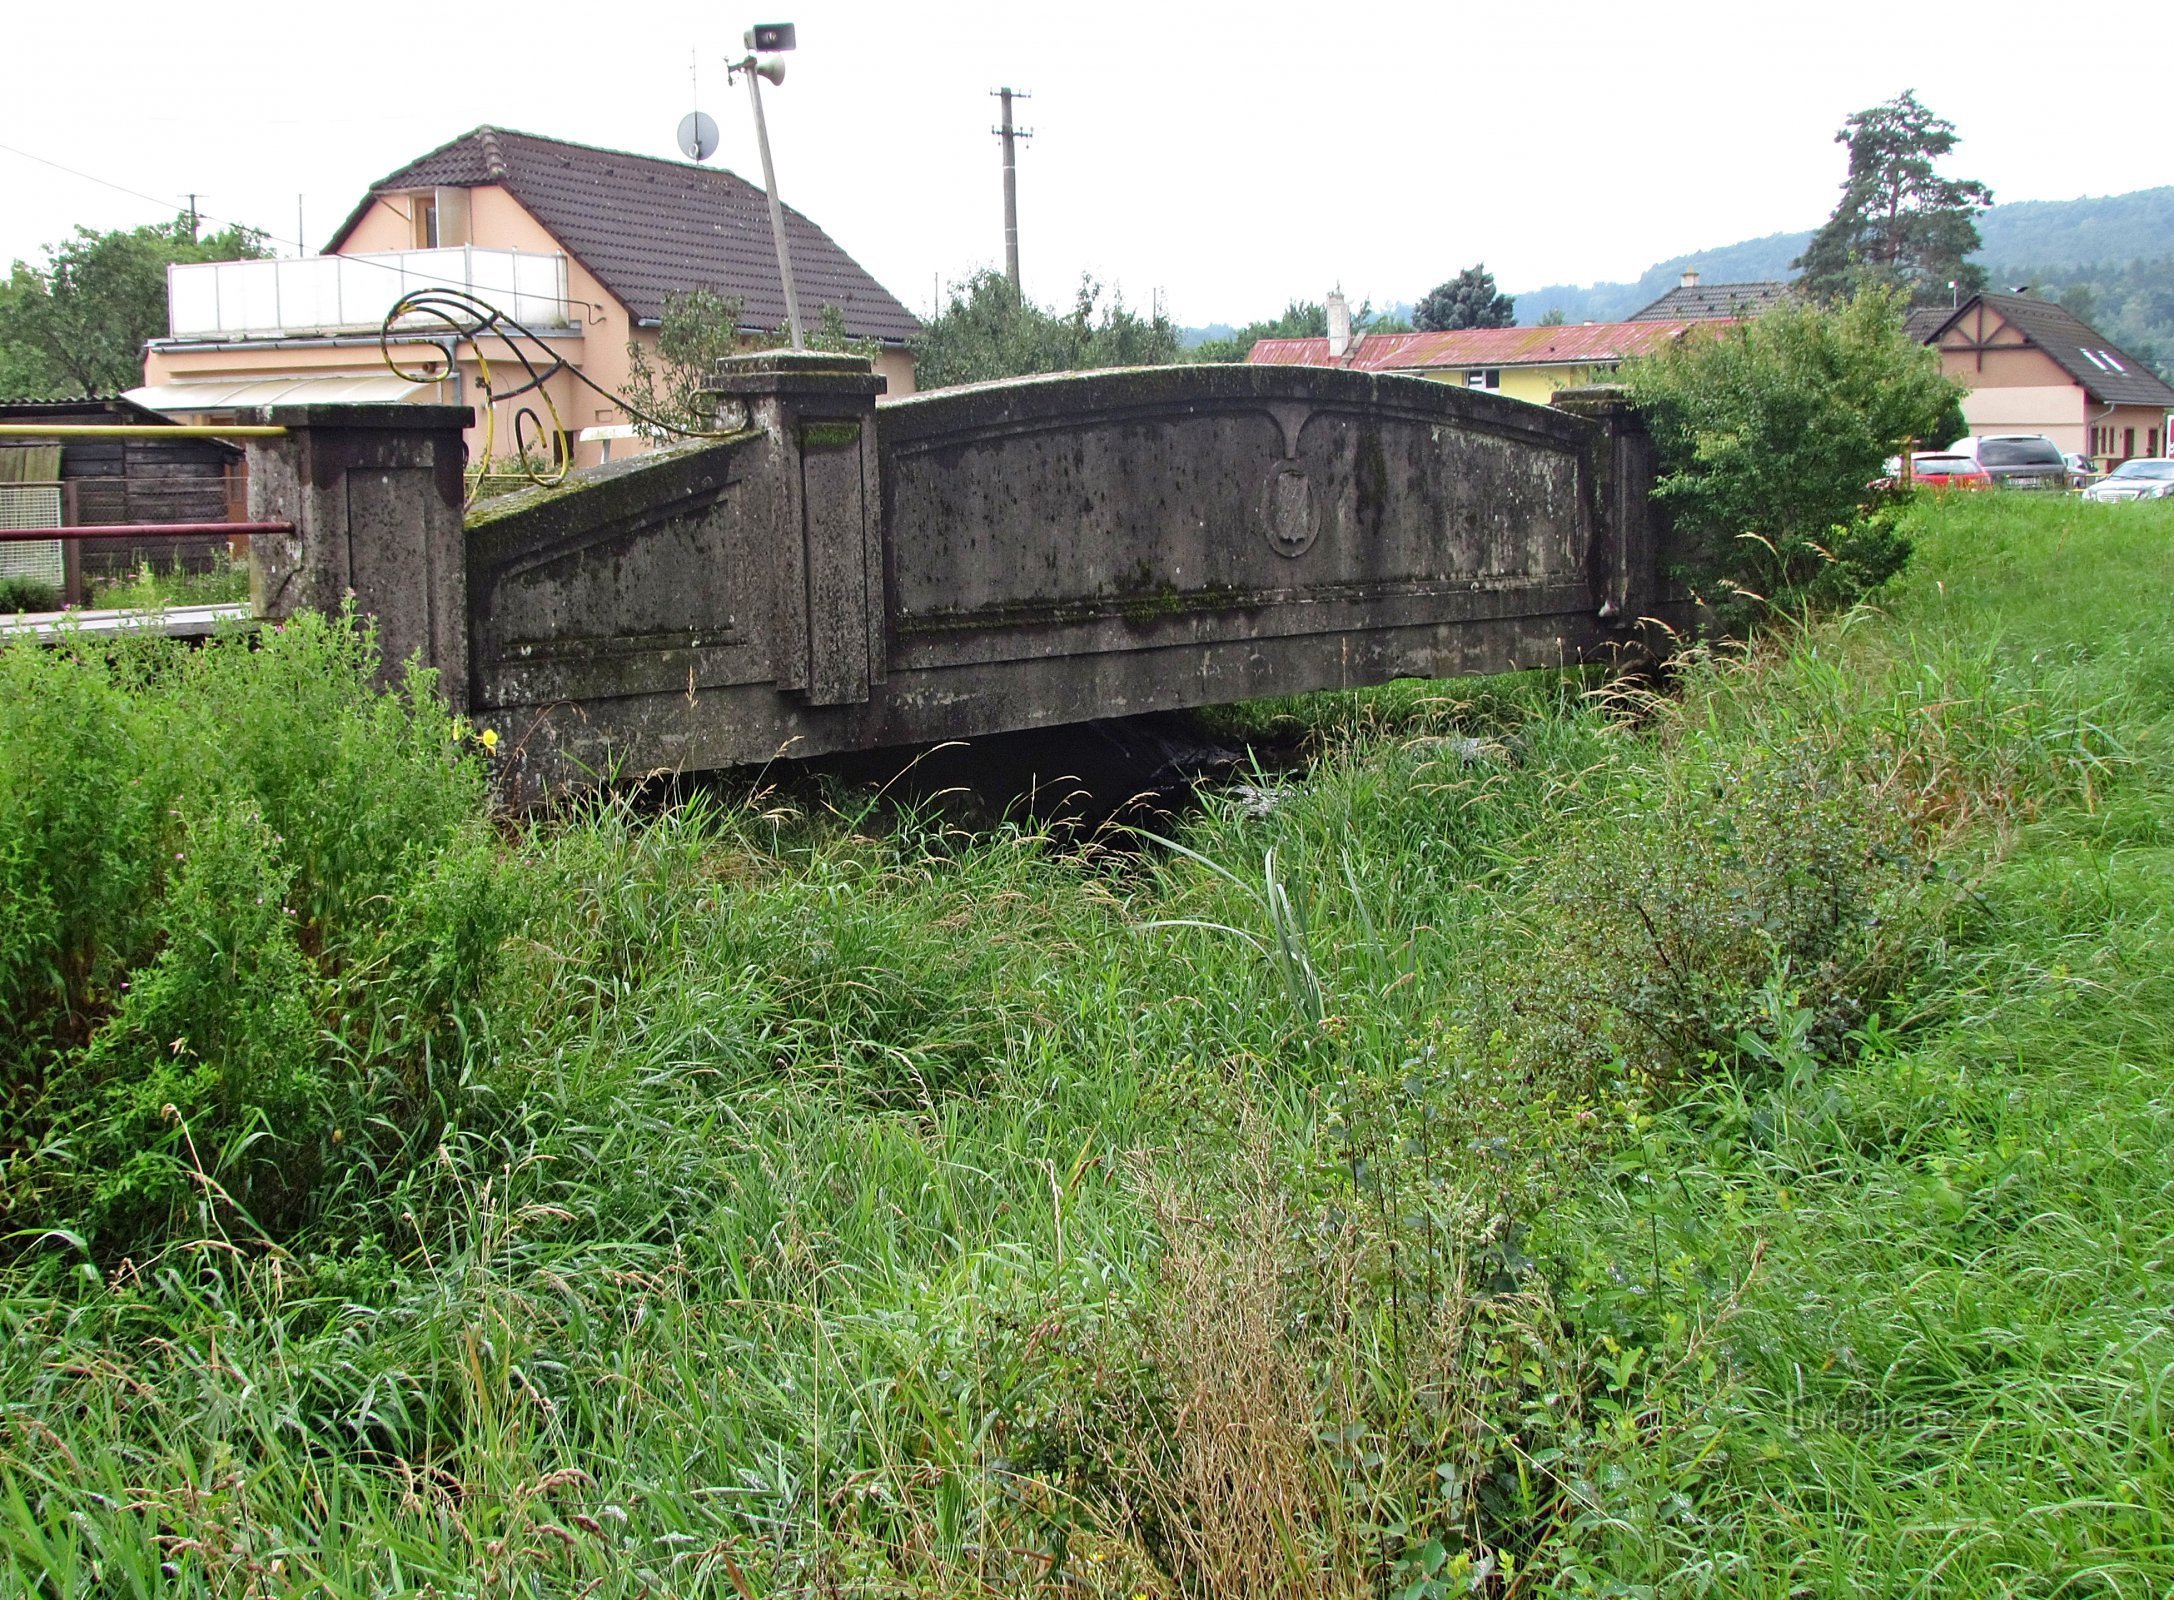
2081;458;2174;503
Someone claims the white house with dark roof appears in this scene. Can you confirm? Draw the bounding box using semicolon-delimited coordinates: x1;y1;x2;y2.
134;127;920;469
1925;292;2174;467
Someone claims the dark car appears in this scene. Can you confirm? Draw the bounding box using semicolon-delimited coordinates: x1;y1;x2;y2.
1946;434;2074;490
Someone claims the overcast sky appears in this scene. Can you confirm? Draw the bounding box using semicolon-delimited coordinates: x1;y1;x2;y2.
5;0;2165;329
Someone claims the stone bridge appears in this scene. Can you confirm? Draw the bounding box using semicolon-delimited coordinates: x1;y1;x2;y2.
247;354;1675;795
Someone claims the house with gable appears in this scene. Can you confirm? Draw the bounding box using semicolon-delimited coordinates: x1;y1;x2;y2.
133;127;920;470
1923;291;2174;468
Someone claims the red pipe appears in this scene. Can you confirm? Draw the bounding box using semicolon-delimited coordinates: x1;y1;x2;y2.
0;521;292;543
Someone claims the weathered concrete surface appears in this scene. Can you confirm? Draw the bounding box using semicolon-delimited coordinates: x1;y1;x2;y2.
251;361;1676;797
249;403;472;706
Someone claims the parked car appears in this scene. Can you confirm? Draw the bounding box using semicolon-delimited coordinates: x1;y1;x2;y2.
1944;434;2074;490
1904;452;1993;491
2064;452;2100;487
2080;458;2174;503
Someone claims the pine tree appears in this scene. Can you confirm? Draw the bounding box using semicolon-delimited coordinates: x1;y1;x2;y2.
1795;92;1991;308
1413;266;1515;332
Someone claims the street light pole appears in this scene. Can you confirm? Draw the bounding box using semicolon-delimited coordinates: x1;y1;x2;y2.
732;38;803;351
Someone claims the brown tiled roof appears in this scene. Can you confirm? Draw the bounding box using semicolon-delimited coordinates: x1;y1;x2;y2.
1247;320;1718;371
324;126;919;344
1924;292;2174;408
1902;305;1952;343
1630;280;1792;320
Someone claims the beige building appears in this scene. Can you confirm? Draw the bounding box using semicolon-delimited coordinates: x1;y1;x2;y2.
1924;292;2173;468
136;127;919;470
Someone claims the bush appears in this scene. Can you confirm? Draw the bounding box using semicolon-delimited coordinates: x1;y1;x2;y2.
0;612;504;1253
0;576;60;614
912;270;1179;389
1619;289;1964;626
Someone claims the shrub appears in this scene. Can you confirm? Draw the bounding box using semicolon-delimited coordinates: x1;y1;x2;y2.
56;799;324;1241
0;612;502;1253
1619;289;1964;626
0;576;60;614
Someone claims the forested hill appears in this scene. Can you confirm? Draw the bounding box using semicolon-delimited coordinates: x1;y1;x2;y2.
1513;186;2174;324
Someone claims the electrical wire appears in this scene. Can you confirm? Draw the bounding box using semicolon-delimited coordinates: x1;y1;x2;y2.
378;287;750;506
0;137;605;321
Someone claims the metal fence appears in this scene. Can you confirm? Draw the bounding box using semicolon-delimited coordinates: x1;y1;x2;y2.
0;484;64;589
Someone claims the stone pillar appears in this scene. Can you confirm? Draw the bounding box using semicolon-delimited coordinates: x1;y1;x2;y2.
246;403;473;707
704;351;886;706
1551;386;1661;627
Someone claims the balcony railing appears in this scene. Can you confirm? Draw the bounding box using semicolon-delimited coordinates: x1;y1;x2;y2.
167;248;574;340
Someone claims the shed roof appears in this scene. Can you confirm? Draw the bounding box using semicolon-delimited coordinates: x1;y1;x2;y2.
1629;280;1792;320
324;126;920;345
1246;320;1715;372
1922;292;2174;408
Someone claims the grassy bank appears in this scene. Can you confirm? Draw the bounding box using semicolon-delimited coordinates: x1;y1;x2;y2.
0;493;2167;1595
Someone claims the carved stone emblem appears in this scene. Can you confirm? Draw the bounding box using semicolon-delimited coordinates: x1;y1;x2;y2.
1260;463;1319;558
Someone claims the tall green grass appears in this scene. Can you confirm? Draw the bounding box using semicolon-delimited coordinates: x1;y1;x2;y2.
0;493;2167;1596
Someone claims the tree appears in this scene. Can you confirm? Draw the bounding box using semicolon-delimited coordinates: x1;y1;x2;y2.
0;213;269;397
1618;289;1964;625
1794;91;1992;309
911;270;1178;390
623;291;877;442
1413;265;1514;332
1188;297;1408;363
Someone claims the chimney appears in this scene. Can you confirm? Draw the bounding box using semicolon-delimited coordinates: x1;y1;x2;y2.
1680;267;1701;289
1326;290;1352;359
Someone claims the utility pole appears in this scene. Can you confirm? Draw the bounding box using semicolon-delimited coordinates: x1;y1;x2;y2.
184;193;199;241
991;88;1031;294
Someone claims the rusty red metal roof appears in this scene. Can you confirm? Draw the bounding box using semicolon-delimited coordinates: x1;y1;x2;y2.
1246;319;1723;371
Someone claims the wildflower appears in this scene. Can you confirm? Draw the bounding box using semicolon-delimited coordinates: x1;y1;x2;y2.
479;727;500;753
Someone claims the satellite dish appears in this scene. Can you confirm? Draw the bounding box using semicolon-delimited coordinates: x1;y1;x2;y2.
677;110;720;162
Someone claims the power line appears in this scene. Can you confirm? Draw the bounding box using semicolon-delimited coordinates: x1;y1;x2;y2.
0;136;601;319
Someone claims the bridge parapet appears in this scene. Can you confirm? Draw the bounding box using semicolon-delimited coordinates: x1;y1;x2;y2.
247;361;1676;796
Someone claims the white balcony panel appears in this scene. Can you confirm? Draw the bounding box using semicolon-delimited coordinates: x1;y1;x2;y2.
167;249;574;339
168;269;222;339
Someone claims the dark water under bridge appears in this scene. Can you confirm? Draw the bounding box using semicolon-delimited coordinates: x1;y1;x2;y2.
245;354;1678;797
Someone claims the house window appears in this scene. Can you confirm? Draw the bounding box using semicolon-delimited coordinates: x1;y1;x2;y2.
2124;427;2136;459
413;196;439;249
1466;368;1501;390
2150;428;2161;457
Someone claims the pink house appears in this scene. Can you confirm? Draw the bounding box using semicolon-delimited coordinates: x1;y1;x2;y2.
135;127;920;470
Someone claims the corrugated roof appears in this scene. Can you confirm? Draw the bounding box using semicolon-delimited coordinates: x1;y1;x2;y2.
1247;320;1716;372
324;126;920;345
1926;292;2174;408
1630;280;1792;320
